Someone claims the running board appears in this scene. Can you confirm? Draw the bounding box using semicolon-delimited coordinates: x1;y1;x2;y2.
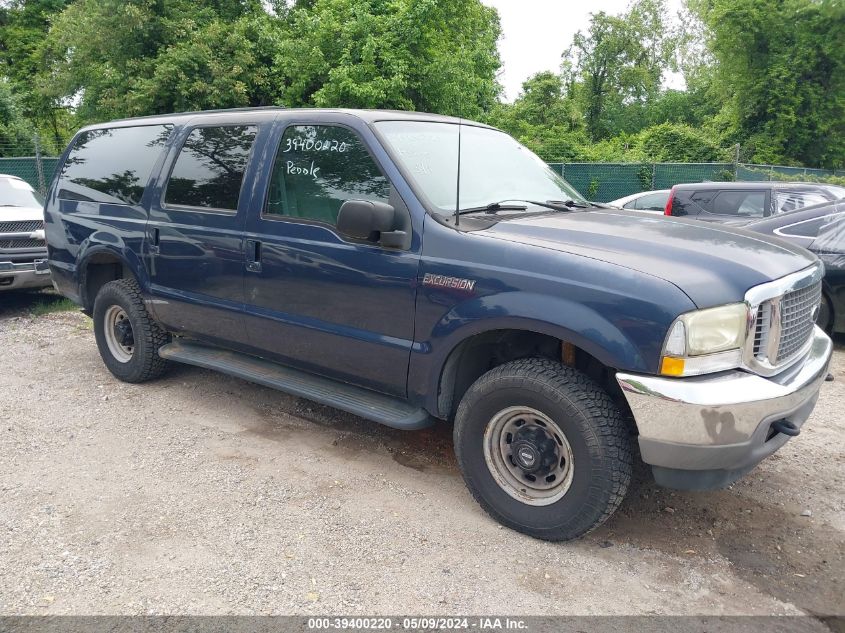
158;340;435;430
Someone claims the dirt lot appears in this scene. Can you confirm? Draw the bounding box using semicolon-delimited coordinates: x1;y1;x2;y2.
1;291;843;617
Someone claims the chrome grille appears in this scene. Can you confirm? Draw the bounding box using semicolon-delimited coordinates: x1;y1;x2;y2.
776;282;822;362
752;303;771;358
752;280;821;367
0;237;45;249
0;220;43;233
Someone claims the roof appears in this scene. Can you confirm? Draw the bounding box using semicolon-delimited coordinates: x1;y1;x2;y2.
672;180;836;191
80;107;489;132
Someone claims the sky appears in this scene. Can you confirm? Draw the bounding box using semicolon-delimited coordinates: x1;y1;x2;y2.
481;0;684;101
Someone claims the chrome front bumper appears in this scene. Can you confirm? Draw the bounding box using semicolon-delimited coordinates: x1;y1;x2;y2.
0;259;52;291
616;326;833;490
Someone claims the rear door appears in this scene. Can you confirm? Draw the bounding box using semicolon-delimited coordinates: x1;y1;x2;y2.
240;115;420;397
145;119;263;348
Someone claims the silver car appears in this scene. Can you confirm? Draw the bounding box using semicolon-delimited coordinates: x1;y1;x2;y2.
608;189;671;214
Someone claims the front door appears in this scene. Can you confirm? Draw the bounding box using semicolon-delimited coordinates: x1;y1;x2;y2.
146;121;262;347
241;119;420;397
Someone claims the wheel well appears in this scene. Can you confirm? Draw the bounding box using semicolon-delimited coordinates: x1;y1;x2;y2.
82;253;131;312
437;329;626;421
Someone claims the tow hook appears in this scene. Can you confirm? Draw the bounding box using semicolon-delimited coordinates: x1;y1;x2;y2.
825;373;834;382
771;420;800;437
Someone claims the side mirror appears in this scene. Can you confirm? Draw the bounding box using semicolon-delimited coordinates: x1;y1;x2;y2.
337;199;399;243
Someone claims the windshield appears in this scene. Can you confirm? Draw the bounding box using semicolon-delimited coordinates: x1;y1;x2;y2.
0;178;44;208
374;121;587;216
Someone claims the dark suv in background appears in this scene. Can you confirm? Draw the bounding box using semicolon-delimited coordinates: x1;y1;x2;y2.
664;181;845;225
745;199;845;334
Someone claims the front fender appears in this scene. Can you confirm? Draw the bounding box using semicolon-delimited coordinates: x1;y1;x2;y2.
433;291;647;370
409;287;688;413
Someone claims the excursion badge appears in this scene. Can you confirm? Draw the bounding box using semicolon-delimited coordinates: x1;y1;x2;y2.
422;272;476;292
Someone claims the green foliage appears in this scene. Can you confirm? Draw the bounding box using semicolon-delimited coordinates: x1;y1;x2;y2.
0;80;35;155
23;0;501;127
276;0;501;118
565;0;678;140
635;123;727;162
0;0;840;173
486;72;586;161
637;165;654;190
137;14;283;113
0;0;73;151
29;295;78;317
37;0;271;122
690;0;845;168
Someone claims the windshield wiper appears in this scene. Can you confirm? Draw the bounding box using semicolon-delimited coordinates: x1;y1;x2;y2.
457;201;528;215
545;199;590;209
456;198;592;217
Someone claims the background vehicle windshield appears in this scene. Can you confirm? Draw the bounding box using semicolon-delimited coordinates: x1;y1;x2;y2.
375;121;587;215
0;177;44;208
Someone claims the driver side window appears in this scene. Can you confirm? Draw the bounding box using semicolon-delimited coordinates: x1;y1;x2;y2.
265;125;390;226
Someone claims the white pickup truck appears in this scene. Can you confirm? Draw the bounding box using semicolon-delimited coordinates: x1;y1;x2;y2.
0;174;51;291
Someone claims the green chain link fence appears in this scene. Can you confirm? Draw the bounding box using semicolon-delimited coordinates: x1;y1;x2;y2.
550;162;845;202
0;156;60;194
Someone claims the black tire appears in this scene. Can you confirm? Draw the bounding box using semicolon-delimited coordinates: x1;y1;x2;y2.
92;278;170;383
454;358;632;541
817;293;833;334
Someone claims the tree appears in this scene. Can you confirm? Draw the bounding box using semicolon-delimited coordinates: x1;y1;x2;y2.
0;0;72;150
564;0;679;140
0;79;35;155
32;0;501;126
36;0;272;122
635;122;727;162
274;0;502;118
689;0;845;168
487;71;587;161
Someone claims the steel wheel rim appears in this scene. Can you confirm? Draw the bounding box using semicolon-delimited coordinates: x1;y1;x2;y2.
483;406;575;506
104;305;134;363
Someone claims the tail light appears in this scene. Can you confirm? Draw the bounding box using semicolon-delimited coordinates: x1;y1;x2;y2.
664;187;675;216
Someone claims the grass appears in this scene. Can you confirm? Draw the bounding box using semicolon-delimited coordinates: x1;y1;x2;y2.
29;297;79;317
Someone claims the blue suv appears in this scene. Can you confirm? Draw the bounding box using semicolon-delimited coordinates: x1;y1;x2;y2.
44;107;833;541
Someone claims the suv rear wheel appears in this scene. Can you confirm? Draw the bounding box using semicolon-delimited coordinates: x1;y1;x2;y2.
453;358;632;541
93;278;170;383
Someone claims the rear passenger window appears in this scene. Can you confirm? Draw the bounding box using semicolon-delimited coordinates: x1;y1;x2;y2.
776;191;828;213
265;125;389;225
164;126;257;212
58;125;171;205
711;190;766;216
672;190;714;216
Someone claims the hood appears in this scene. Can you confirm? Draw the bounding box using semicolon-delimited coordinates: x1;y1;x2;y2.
0;205;44;223
483;209;817;308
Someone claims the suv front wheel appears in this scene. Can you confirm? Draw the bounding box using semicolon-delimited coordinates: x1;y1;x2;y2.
93;278;170;383
454;358;632;541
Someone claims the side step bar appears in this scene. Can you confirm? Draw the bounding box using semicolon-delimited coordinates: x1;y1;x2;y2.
158;340;435;431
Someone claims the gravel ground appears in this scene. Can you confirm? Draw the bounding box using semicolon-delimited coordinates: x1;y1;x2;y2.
0;291;843;617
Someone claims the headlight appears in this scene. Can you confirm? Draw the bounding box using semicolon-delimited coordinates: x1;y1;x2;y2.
660;303;749;377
